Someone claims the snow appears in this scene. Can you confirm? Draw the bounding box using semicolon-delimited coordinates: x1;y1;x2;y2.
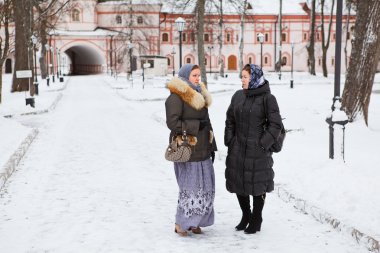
0;71;379;252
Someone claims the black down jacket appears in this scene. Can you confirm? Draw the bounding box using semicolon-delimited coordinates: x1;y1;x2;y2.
224;81;282;196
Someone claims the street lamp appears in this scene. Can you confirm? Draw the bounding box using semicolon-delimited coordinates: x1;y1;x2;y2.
31;35;39;95
55;47;59;79
207;45;213;76
175;17;186;68
45;44;50;86
290;42;294;88
50;46;55;82
325;0;348;160
127;41;133;81
257;33;264;68
278;45;282;80
171;47;176;76
58;49;64;82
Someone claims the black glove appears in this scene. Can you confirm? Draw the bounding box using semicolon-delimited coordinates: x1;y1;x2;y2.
211;151;215;163
199;120;210;131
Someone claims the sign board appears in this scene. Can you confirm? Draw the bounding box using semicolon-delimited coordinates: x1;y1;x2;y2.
49;64;53;67
143;63;151;68
16;70;33;78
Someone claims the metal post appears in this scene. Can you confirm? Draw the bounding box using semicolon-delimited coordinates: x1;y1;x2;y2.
33;43;39;95
55;48;59;79
291;42;294;88
179;31;183;68
51;47;55;83
327;0;343;159
171;47;176;76
45;44;50;86
260;42;263;68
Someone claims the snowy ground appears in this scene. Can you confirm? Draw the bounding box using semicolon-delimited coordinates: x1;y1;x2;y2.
0;72;379;252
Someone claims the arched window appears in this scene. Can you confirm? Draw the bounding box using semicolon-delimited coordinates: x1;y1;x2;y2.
72;9;80;22
116;15;122;24
226;33;231;42
282;56;287;66
248;57;252;64
186;57;191;64
162;33;169;42
137;16;143;24
167;58;171;66
264;56;269;65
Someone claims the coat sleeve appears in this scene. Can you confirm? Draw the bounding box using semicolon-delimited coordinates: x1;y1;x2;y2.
224;93;236;147
260;94;283;150
207;112;218;152
165;94;184;134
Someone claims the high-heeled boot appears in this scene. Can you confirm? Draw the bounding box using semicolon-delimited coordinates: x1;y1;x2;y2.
235;194;251;231
244;194;265;234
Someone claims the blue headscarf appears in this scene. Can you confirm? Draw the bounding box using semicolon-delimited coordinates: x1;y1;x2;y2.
247;64;265;90
178;64;202;93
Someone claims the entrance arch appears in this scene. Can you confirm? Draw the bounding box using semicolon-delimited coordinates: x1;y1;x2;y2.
5;58;12;73
60;41;106;75
228;55;237;70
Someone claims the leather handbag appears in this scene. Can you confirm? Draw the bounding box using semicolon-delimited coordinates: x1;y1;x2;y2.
165;130;192;162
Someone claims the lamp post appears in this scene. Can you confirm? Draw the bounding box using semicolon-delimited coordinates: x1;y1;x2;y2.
58;49;64;82
171;47;176;76
207;45;213;76
257;33;264;68
278;45;282;80
175;17;186;68
31;35;39;95
127;41;133;81
290;42;294;88
45;44;50;86
55;47;59;79
51;47;55;83
325;0;348;160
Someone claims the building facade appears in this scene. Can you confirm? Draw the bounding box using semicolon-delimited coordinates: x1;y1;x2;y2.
3;0;357;76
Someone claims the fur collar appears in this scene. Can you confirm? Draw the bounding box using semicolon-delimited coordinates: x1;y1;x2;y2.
166;77;212;110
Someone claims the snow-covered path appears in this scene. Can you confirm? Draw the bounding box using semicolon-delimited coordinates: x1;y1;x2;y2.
0;76;366;252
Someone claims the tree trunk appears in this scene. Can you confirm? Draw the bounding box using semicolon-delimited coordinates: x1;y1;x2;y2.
238;0;247;78
196;0;207;85
342;0;380;125
12;0;33;93
344;2;351;71
307;0;316;75
321;0;335;77
39;18;48;79
218;0;224;78
0;0;12;103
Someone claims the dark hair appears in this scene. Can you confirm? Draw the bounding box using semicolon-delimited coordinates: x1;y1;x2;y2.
191;65;200;71
242;64;251;74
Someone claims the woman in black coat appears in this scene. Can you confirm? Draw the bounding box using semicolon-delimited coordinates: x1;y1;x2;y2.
224;64;283;234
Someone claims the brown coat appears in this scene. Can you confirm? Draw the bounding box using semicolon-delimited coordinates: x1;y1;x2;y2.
165;77;217;162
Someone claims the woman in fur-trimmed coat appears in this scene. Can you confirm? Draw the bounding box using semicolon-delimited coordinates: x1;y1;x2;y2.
165;64;217;236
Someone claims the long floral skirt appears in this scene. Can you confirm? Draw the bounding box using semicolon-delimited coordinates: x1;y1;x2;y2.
174;158;215;230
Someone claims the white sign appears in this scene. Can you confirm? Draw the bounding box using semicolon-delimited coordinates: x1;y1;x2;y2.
16;70;33;78
143;63;151;68
49;64;53;67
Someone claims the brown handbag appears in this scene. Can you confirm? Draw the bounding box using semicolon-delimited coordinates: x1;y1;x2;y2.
165;131;192;162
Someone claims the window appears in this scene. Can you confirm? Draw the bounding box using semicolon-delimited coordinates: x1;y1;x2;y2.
281;33;287;42
182;33;187;42
72;9;80;22
167;58;171;66
265;33;269;42
318;58;321;66
282;56;287;66
162;33;169;42
204;58;207;65
303;32;308;41
116;15;122;24
333;33;336;40
236;34;239;42
137;16;143;24
226;33;231;42
204;34;209;42
331;58;335;66
186;57;191;64
264;56;268;64
248;57;252;64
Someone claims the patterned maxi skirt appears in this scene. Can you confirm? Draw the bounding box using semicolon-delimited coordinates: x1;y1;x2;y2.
174;158;215;230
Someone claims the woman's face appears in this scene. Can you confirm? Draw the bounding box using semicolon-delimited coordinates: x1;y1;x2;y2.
241;70;250;89
189;68;201;86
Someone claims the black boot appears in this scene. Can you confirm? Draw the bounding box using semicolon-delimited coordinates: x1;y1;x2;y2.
235;194;251;231
244;194;265;234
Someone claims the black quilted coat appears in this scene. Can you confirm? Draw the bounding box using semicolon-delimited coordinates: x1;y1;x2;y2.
224;81;282;196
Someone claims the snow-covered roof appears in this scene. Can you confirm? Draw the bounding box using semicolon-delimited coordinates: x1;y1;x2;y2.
97;0;162;5
51;28;118;37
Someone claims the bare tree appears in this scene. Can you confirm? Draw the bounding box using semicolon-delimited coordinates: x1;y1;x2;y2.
0;0;13;103
306;0;316;75
342;0;380;125
344;0;352;70
216;0;224;77
238;0;248;78
320;0;335;77
196;0;207;85
11;0;33;93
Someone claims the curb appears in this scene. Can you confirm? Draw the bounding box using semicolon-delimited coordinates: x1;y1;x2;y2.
275;185;379;252
0;128;39;191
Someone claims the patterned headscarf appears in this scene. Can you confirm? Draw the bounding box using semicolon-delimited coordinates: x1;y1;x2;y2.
178;64;201;92
247;64;265;90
